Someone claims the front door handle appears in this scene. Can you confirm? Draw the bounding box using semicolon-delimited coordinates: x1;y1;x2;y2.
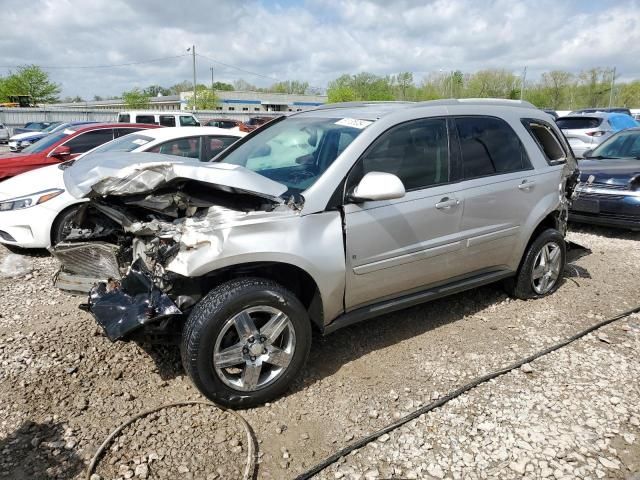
518;180;536;190
435;197;460;210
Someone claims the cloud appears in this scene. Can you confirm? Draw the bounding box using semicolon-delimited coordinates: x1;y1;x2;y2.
1;0;638;98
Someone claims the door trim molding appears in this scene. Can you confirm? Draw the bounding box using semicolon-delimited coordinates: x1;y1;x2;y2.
323;268;513;335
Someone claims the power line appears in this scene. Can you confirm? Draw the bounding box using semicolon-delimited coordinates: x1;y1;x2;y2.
0;54;190;70
195;52;277;81
195;52;324;93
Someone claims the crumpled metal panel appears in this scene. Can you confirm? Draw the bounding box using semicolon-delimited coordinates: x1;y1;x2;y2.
62;151;287;201
51;242;121;292
87;258;182;341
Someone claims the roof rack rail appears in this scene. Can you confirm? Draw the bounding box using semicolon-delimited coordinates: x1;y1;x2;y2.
312;101;415;110
413;98;538;109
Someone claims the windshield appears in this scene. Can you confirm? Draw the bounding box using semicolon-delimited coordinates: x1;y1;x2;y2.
21;131;69;153
556;117;603;130
218;116;368;194
591;130;640;159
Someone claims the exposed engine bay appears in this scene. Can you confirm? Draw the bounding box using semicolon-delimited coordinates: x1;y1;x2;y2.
51;155;302;342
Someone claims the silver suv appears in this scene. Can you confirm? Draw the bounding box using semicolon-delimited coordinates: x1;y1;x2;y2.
55;99;578;407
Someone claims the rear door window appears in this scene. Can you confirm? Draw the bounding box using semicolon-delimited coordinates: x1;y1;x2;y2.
135;115;157;125
455;116;531;179
63;129;115;154
159;115;176;127
148;136;201;159
556;117;603;130
114;128;143;138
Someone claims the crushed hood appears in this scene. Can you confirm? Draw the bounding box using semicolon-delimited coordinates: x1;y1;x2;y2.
63;152;288;202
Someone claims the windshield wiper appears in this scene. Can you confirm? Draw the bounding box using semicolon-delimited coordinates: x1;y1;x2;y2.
585;155;619;160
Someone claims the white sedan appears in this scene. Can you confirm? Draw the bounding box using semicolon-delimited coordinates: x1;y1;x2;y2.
0;126;245;248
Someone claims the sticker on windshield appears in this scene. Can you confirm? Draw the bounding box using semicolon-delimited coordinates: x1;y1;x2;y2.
132;138;149;145
63;129;75;135
335;118;373;129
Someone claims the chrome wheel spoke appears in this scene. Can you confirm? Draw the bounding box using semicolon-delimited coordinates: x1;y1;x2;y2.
260;312;289;344
234;311;259;341
532;264;545;280
214;343;245;368
266;346;292;368
242;362;262;390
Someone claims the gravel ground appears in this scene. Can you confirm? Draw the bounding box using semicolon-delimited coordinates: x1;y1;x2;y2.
0;224;638;480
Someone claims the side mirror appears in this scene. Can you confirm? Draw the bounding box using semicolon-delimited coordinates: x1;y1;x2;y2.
51;145;72;158
350;171;406;202
582;149;593;158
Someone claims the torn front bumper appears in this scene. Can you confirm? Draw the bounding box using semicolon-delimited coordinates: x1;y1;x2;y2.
84;258;181;341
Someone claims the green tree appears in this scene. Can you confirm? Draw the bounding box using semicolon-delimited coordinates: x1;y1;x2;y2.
269;80;309;95
539;70;573;109
327;73;393;103
393;72;414;100
122;88;151;109
186;85;219;110
0;65;60;104
233;79;258;91
213;81;234;91
618;80;640;107
143;85;171;97
465;69;518;98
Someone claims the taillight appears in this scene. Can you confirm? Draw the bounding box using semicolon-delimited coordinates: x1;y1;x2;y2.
586;131;607;137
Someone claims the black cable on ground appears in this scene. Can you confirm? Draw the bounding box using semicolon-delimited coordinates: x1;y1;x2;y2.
85;401;257;480
294;305;640;480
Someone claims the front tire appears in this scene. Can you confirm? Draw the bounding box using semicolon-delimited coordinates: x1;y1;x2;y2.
181;277;312;408
505;228;566;300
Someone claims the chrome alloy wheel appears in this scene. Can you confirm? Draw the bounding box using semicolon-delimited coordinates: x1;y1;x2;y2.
213;306;296;392
531;241;562;294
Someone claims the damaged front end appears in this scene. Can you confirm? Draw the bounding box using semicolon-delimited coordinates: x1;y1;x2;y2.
52;153;298;342
82;258;181;341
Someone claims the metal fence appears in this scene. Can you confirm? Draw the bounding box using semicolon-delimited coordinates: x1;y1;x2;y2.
0;107;284;134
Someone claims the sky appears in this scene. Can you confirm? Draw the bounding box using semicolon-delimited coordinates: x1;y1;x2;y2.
1;0;639;99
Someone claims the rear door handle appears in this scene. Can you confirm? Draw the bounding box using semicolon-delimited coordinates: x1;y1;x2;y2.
435;197;460;210
518;180;536;190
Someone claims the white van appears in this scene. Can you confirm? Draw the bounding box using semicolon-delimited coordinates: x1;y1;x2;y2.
117;111;200;127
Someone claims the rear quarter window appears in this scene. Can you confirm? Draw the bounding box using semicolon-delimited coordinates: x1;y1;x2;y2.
521;119;567;165
118;114;130;123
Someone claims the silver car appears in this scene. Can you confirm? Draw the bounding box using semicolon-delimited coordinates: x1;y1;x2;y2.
556;112;637;158
0;123;9;144
53;100;578;407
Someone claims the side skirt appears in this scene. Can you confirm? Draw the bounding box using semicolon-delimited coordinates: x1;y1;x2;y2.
323;269;513;335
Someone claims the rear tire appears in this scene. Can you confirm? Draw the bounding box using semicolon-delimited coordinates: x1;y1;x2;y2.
181;277;312;408
505;229;566;300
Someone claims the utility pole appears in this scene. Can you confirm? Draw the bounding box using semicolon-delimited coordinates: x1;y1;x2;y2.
191;45;197;112
520;66;527;101
210;67;214;93
608;66;616;108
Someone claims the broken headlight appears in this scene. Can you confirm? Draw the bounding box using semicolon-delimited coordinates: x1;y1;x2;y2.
0;188;64;211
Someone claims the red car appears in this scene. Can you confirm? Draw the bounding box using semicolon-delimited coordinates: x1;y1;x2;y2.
0;123;161;181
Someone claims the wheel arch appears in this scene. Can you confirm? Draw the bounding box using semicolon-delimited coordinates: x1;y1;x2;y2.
49;202;87;246
198;261;325;331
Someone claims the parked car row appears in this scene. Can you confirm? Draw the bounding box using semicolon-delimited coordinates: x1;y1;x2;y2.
0;98;637;408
